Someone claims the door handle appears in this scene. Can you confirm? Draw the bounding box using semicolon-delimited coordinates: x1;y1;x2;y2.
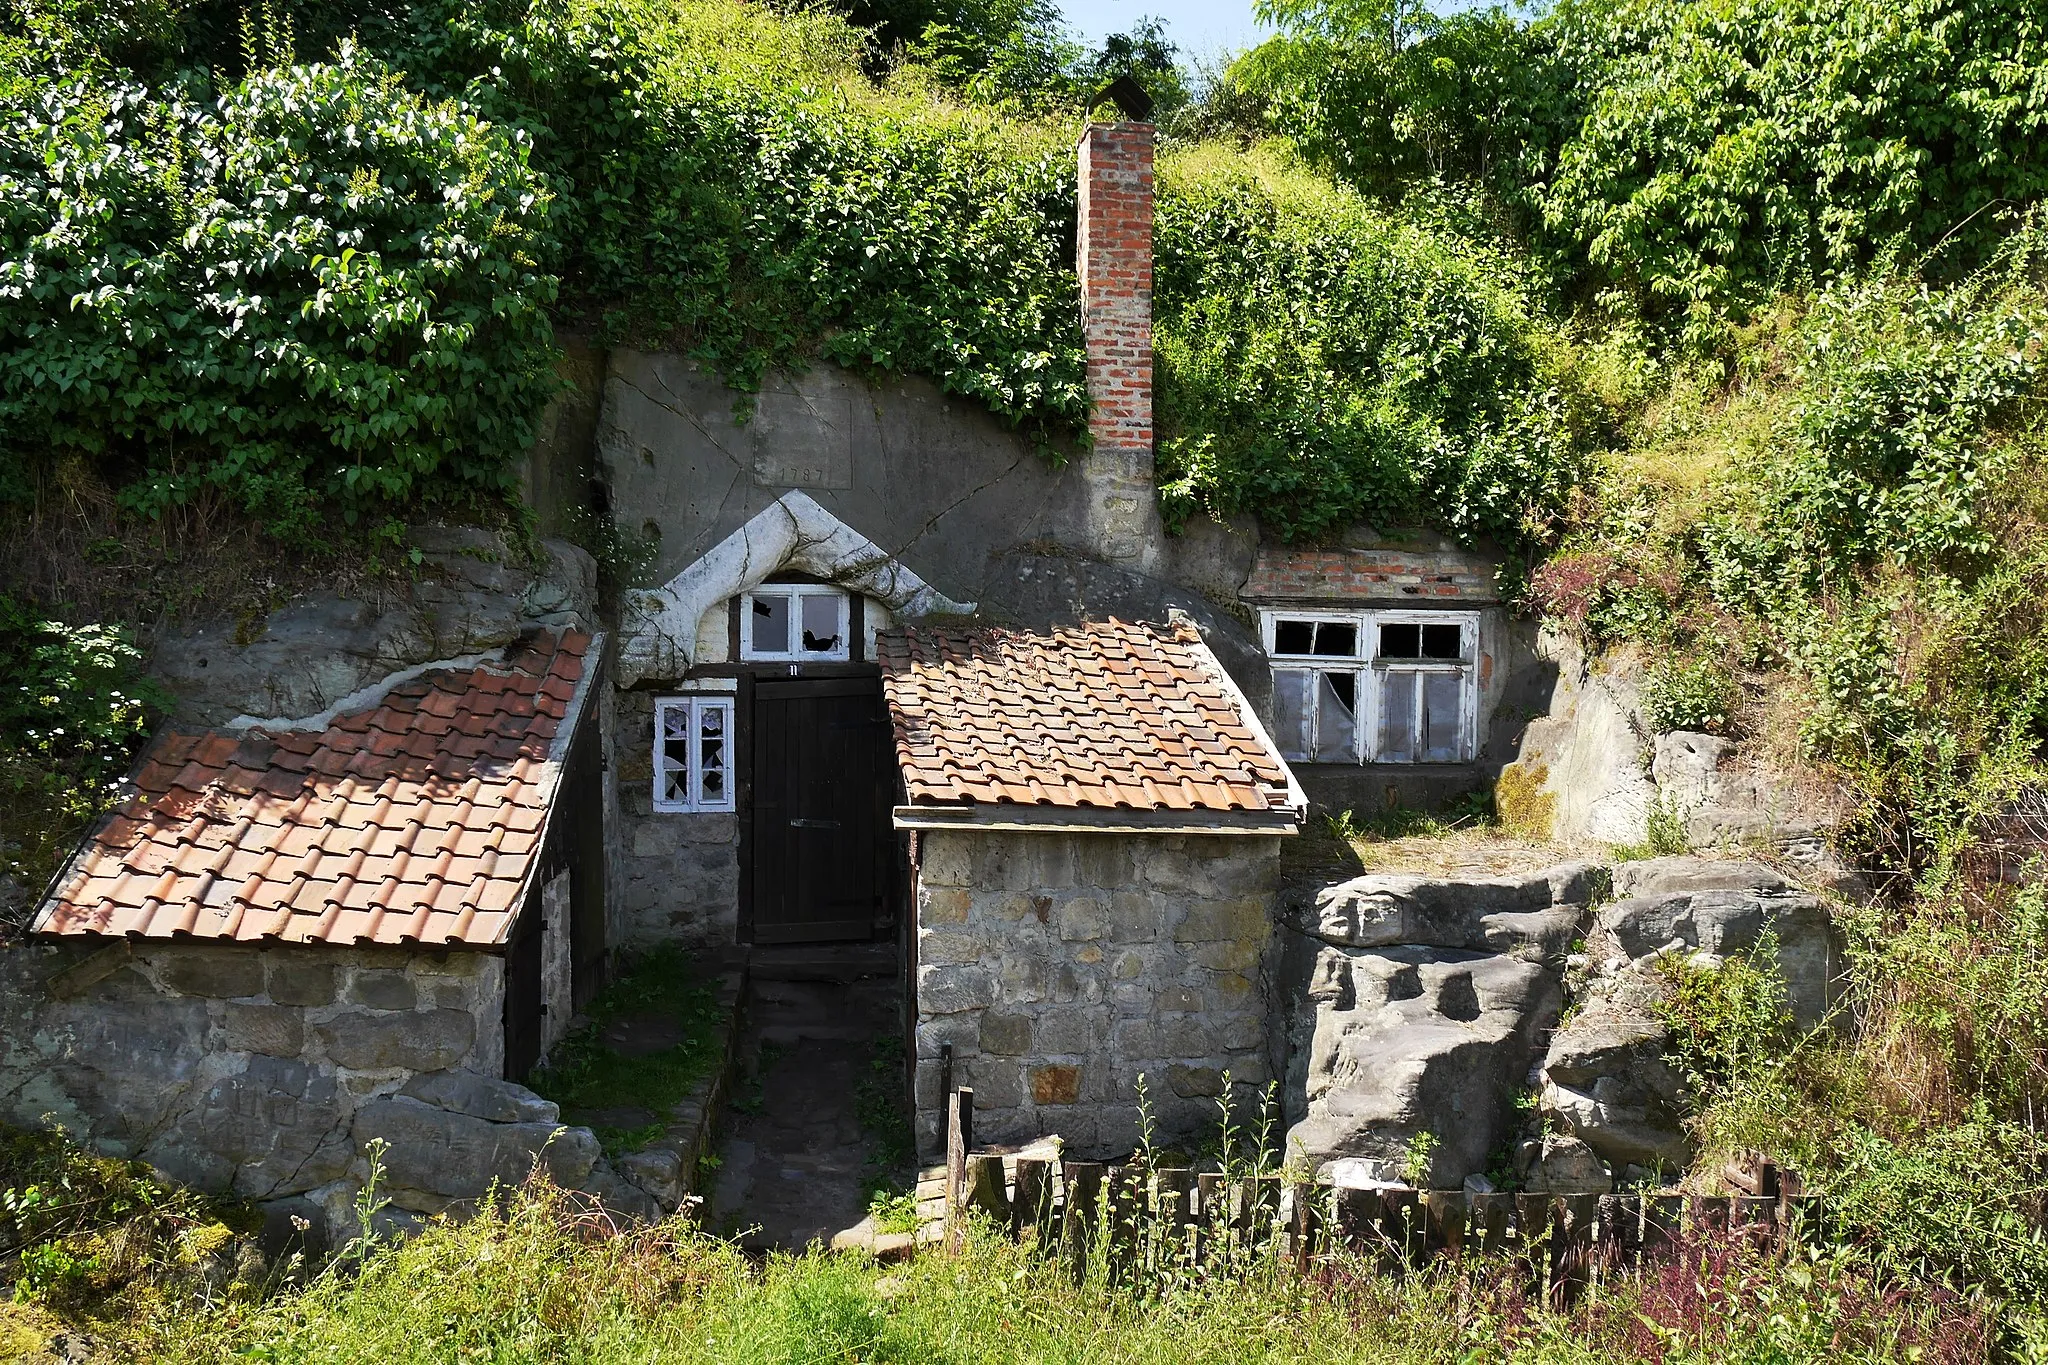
788;818;841;829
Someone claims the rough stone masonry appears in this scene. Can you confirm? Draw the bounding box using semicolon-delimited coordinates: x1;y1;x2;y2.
912;829;1284;1159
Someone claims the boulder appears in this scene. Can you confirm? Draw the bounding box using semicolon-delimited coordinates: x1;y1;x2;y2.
616;1148;686;1213
1519;1135;1611;1194
1308;862;1603;959
401;1069;560;1126
1594;856;1841;1027
350;1096;600;1213
1288;945;1561;1186
581;1160;664;1223
140;1055;354;1198
1538;978;1690;1171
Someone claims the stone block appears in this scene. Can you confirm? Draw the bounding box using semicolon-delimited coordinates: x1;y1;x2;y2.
917;965;996;1015
1110;1018;1166;1060
918;833;975;888
1034;1008;1106;1055
916;930;984;967
920;887;971;925
347;970;418;1011
1071;836;1133;887
223;1003;304;1057
1110;982;1153;1011
1189;939;1262;972
352;1097;600;1203
1049;963;1101;1004
266;959;336;1007
1205;972;1256;1006
1155;984;1202;1013
315;1009;477;1072
1218;1016;1262;1051
916;1013;979;1059
996;954;1049;1003
962;1059;1022;1109
1030;1064;1081;1105
978;1012;1033;1055
1167;1064;1224;1098
617;1148;684;1212
1107;892;1160;942
158;947;265;1000
1057;896;1107;941
992;893;1052;924
1111;951;1145;981
1173;898;1267;945
402;1068;560;1124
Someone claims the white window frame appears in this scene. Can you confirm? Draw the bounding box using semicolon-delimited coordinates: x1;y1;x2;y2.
739;584;852;663
1261;609;1481;765
652;695;735;813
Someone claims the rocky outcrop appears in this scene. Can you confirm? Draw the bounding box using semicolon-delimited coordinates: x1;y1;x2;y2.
1651;733;1850;860
1286;862;1603;1187
151;524;597;727
1537;856;1843;1175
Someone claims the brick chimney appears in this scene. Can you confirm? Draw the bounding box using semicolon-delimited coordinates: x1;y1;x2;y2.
1077;113;1161;568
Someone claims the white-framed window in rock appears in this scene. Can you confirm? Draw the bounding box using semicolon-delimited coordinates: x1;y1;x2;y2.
652;696;735;812
740;584;851;662
1262;610;1480;764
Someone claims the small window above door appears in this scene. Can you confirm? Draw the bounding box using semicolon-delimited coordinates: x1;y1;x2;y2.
741;585;851;662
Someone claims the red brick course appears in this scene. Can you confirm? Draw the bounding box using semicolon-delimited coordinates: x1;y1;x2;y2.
1242;548;1500;603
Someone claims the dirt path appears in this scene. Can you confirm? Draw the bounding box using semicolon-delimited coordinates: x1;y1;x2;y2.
707;950;903;1251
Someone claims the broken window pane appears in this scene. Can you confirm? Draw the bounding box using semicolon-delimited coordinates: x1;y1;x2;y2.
1378;622;1421;659
801;593;844;654
1422;623;1463;659
1273;620;1316;655
1313;622;1358;657
750;593;791;654
1272;669;1312;761
1421;673;1463;761
1314;672;1357;762
1378;670;1416;762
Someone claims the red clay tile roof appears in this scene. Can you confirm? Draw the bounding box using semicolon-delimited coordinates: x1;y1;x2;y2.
35;630;593;948
877;619;1296;815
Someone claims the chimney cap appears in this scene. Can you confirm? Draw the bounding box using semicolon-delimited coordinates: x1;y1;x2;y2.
1089;74;1154;123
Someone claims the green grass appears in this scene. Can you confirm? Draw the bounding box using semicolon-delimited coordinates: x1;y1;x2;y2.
526;946;727;1154
99;1175;2006;1364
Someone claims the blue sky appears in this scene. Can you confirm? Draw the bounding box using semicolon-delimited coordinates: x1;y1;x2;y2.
1060;0;1274;63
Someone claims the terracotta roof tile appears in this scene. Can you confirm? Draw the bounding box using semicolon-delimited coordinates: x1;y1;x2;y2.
877;619;1296;816
35;630;593;949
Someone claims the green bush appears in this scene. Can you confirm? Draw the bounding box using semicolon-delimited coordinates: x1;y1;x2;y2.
1154;149;1586;544
0;42;561;534
0;599;158;911
1640;656;1734;734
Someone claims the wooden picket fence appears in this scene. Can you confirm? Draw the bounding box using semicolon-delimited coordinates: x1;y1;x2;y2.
939;1088;1816;1296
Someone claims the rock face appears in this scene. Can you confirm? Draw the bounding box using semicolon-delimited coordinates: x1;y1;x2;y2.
1537;856;1843;1173
1651;733;1849;858
1286;863;1603;1187
151;524;597;727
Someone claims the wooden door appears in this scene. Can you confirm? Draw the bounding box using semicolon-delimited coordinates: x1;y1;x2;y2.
748;676;895;944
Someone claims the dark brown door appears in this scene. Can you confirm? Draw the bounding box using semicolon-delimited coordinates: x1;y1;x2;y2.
749;677;894;944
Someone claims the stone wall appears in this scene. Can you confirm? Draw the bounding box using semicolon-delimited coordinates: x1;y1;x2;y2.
609;686;741;949
910;830;1284;1160
0;938;649;1244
